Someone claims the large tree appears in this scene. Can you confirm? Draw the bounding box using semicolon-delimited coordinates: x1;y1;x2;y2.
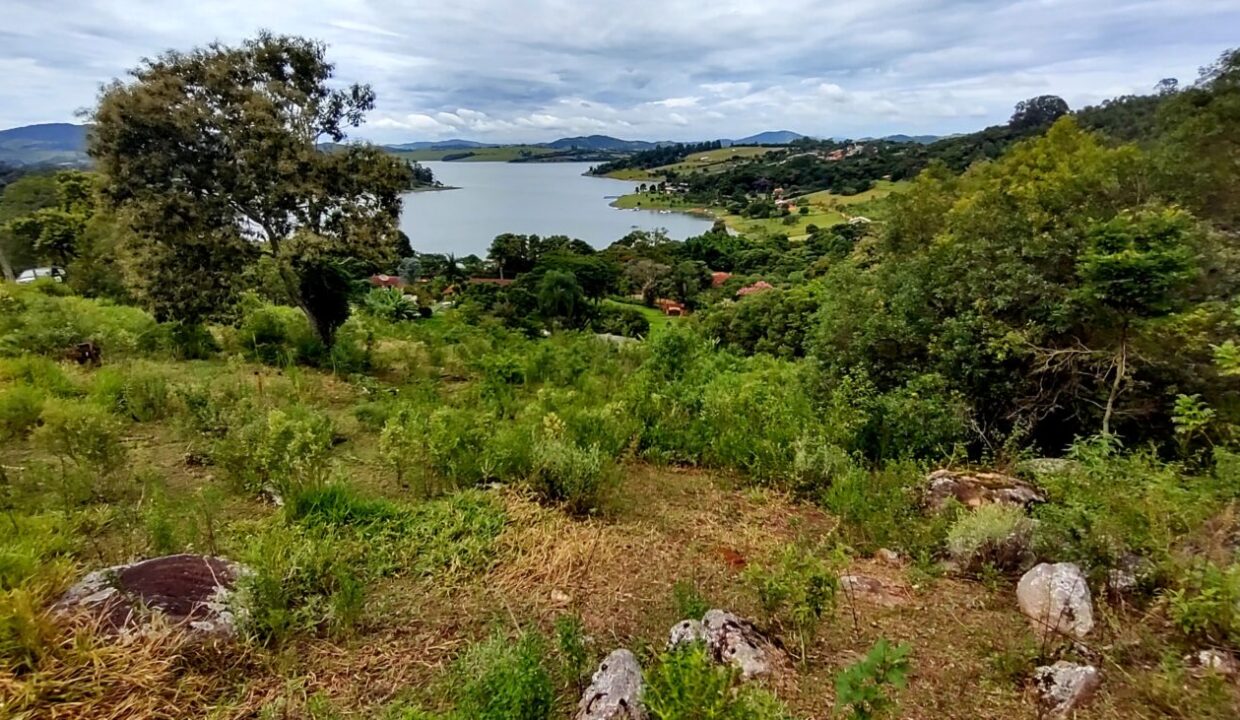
89;32;411;343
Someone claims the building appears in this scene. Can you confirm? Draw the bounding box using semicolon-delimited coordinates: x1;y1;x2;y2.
710;271;732;288
737;281;774;297
655;298;686;316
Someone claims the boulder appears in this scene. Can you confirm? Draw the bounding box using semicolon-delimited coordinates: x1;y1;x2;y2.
1187;649;1238;678
56;554;247;636
1017;563;1094;640
1033;661;1100;716
1105;553;1151;595
840;574;910;607
576;649;647;720
874;548;902;567
667;618;707;650
924;469;1045;511
701;609;782;679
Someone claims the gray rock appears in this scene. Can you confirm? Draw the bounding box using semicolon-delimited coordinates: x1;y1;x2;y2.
56;554;248;636
701;609;781;679
576;649;647;720
875;548;902;567
1034;661;1100;716
1017;563;1094;641
1016;458;1078;478
1105;553;1150;594
667;619;706;650
1188;649;1238;678
925;469;1046;511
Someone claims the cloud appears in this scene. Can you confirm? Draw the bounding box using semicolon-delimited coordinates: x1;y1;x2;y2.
1;0;1238;142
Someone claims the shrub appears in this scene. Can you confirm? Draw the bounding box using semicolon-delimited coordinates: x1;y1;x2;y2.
452;632;554;720
945;504;1036;573
553;613;591;692
644;643;789;720
0;356;80;398
0;385;44;440
529;427;612;516
591;304;650;338
672;580;710;620
236;299;319;366
743;542;842;659
90;363;171;422
1166;561;1240;649
0;287;161;359
32;399;128;503
361;287;420;322
834;639;912;720
216;406;334;498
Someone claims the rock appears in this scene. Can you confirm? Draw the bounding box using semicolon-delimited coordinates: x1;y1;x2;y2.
1105;553;1150;595
667;619;707;650
1188;649;1239;678
551;589;573;607
56;554;247;636
701;609;782;679
576;649;647;720
1017;563;1094;640
875;548;902;567
1033;661;1101;716
840;574;909;607
924;469;1046;511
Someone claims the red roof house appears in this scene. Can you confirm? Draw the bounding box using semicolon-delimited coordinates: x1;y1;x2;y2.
711;271;732;288
737;281;773;297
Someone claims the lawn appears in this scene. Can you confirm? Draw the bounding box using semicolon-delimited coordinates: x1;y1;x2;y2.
604;298;677;334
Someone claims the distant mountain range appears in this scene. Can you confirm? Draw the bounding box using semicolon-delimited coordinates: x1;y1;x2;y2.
0;123;938;167
0;123;91;166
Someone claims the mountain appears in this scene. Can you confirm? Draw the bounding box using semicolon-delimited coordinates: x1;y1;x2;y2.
732;130;806;145
0;123;91;166
386;139;495;151
542;135;661;151
881;134;940;144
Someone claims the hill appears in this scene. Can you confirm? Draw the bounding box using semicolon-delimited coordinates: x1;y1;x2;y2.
732;130;806;145
542;135;661;151
0;123;91;166
385;139;495;151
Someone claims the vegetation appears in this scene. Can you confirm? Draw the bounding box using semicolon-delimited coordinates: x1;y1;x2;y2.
2;33;1240;720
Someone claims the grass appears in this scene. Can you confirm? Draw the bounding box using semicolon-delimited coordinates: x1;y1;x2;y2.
603;299;676;333
599;146;778;180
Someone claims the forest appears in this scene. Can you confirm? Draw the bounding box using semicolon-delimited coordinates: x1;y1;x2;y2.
1;31;1240;720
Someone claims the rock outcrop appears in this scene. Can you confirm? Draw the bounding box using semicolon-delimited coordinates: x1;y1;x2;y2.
1017;563;1094;640
667;618;706;649
55;554;247;636
1188;649;1238;678
576;649;647;720
924;469;1046;511
701;609;783;679
1033;661;1100;716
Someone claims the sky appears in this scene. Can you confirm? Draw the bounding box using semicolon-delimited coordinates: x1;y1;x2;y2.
2;0;1239;144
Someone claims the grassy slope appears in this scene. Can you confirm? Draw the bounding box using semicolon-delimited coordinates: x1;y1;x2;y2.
600;146;778;180
602;298;677;333
1;356;1226;718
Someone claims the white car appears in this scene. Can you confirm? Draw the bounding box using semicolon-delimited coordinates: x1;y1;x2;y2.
15;267;65;284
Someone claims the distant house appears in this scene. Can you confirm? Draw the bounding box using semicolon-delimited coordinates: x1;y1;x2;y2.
369;274;404;288
656;298;686;316
737;281;773;297
710;271;732;288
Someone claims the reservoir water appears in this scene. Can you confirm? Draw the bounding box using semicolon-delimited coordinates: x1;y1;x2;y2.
398;161;714;257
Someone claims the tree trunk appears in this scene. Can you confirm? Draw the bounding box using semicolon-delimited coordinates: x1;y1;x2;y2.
1101;325;1128;436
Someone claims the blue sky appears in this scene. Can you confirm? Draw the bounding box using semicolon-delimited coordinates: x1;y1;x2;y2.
2;0;1238;143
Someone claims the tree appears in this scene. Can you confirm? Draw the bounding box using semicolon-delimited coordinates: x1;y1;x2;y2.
488;233;533;278
0;174;66;279
1009;95;1070;130
537;270;586;328
89;32;411;341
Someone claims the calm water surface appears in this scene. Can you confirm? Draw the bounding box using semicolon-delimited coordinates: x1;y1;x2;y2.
399;162;713;256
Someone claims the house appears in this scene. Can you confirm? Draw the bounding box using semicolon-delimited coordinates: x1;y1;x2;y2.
737;281;773;297
710;271;732;288
656;298;686;316
369;274;404;288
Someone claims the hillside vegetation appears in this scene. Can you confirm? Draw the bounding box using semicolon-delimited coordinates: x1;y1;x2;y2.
2;34;1240;720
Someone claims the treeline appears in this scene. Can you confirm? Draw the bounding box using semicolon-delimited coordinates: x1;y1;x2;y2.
589;140;724;175
669;89;1180;203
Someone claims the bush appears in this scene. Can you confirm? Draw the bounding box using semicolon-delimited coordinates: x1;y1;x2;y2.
591;304;650;338
235;298;319;366
0;286;161;359
834;638;912;720
32;399;128;503
945;504;1036;573
1166;561;1240;649
361;287;421;322
215;406;334;498
90;363;171;422
0;385;44;440
743;542;842;659
529;423;613;516
644;643;789;720
452;632;554;720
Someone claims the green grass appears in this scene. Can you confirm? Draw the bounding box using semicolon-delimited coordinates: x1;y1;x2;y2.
603;299;676;333
654;146;777;175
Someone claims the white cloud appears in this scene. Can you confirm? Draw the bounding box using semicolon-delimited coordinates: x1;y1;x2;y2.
0;0;1237;142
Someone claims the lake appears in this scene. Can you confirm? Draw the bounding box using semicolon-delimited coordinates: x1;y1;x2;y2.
398;162;714;256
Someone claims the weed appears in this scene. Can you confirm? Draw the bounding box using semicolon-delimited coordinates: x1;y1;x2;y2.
834;639;912;720
0;384;44;440
672;579;711;620
644;642;789;720
453;631;554;720
743;542;843;660
946;504;1036;573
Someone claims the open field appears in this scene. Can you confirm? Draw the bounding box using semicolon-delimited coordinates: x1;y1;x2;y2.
603;298;678;333
653;146;779;175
